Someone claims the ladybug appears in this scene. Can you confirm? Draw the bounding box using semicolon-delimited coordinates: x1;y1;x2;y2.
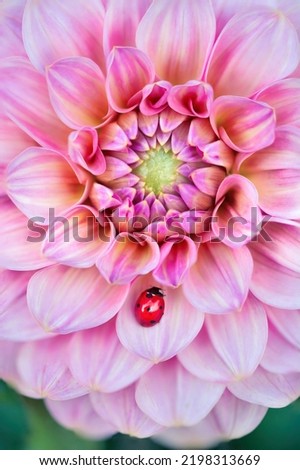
135;286;165;327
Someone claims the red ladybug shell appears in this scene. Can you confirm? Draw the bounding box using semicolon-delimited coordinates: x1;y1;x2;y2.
135;286;165;327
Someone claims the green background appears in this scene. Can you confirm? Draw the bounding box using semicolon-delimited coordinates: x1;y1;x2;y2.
0;381;299;450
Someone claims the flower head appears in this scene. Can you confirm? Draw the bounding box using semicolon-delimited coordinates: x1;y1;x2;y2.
1;0;300;446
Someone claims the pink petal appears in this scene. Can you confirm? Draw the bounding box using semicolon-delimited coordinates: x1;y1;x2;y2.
106;47;155;112
91;384;163;438
103;0;152;55
136;359;224;427
67;320;152;392
207;9;300;97
178;184;213;211
155;390;267;448
0;58;69;152
116;274;204;362
0;269;49;341
138;113;159;138
191;166;226;196
46;396;116;440
27;265;128;334
261;322;300;374
168;81;214;118
202;140;235;171
136;0;216;84
229;366;300;407
117;112;138;140
43;205;113;269
47;57;108;129
205;295;268;379
89;183;120;211
250;230;300;310
210;96;276;152
0;340;22;385
98;123;129;151
16;337;88;400
140;81;171;116
178;325;234;382
6;147;86;222
0;113;35;166
266;305;300;349
0;0;27;58
255;78;300;127
97;233;160;284
68;127;106;176
183;242;253;314
187;118;216;149
0;197;53;271
153;237;198;287
23;0;105;72
212;175;262;247
240;127;300;219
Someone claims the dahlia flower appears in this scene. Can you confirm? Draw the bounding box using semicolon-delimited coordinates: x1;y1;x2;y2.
1;0;300;448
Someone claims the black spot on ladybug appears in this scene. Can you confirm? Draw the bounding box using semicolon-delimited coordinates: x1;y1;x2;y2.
150;320;156;324
147;307;151;312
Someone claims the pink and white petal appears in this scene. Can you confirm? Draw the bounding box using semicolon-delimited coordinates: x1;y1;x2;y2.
250;242;300;310
89;183;120;211
187;118;216;149
117;112;138;140
0;0;27;58
153;237;198;287
229;367;300;407
211;0;275;36
0;197;53;271
98;123;129;151
168;81;214;118
178;325;235;383
27;265;128;334
240;127;300;219
68;128;106;176
178;184;213;211
136;0;216;84
116;274;204;363
266;305;300;348
155;390;267;448
191;166;226;197
67;320;152;392
212;175;262;247
0;113;36;166
43;205;113;268
255;78;300;127
0;269;50;341
261;323;300;374
136;359;224;427
140;81;171;116
46;396;116;440
91;384;163;438
210;96;276;152
47;57;108;129
0;340;22;385
250;220;300;274
183;243;253;314
207;9;300;97
205;295;268;379
97;233;160;284
0;58;69;152
106;47;155;112
103;0;152;55
6;147;86;222
202;140;235;171
23;0;106;72
16;337;88;400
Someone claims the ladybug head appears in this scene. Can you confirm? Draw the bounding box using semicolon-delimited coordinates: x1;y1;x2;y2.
146;286;165;298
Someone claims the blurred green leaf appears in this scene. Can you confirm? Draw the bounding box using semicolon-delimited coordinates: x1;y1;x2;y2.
0;381;28;450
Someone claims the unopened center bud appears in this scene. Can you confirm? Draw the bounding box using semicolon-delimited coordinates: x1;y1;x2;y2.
134;147;180;195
